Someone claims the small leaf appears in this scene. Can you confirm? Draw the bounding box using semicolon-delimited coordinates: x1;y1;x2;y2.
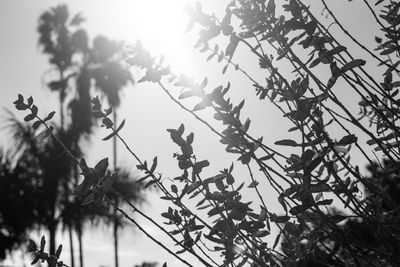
341;59;366;72
24;114;35;122
222;64;228;74
179;91;194;99
55;244;63;258
31;257;40;265
248;180;259;188
92;110;105;118
275;139;298;146
150;156;158;173
27;96;33;106
186;132;194;145
273;232;281;249
337;134;357;146
316;199;333;206
102;119;125;141
171;184;178;194
13;94;24;104
15;103;29;110
40;236;46;251
28;239;37;251
31;105;38;116
32;121;42;130
93;158;109;177
44;111;56;121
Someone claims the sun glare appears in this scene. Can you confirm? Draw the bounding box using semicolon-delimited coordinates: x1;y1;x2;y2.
109;0;195;74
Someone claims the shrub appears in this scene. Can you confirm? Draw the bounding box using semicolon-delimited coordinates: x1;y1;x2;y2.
15;0;400;266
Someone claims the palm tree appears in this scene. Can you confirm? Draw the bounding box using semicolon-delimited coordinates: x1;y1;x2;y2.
38;6;90;267
0;150;38;260
37;5;142;267
4;114;75;260
90;35;134;267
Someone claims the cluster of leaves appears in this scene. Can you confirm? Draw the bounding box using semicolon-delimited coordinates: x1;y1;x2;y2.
13;94;55;136
14;0;400;266
121;0;400;266
28;236;66;267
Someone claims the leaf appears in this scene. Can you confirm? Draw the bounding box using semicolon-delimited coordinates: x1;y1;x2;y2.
341;59;366;72
285;222;298;236
40;236;46;251
93;158;109;177
311;183;330;193
43;111;56;121
273;232;281;249
136;174;151;183
32;121;42;130
289;204;308;215
178;123;185;135
31;256;40;265
28;239;37;251
102;119;125;141
275;139;298;146
171;184;178;194
222;64;228;74
225;33;239;59
31;105;38;116
15;103;28;110
79;158;91;177
337;134;357;146
13;94;24;104
24;113;35;122
150;156;158;173
179;91;194;99
55;244;63;258
316;199;333;206
248;180;259;188
101;172;119;192
92;110;105;118
186;132;194;144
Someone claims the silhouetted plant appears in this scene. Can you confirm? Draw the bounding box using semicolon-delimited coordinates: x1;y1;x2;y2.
14;0;400;266
0;151;37;260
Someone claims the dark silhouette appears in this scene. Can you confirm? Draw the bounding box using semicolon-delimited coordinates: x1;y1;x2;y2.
0;151;37;259
0;4;143;266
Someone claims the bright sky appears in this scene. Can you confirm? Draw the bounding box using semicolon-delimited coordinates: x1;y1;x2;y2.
0;0;383;266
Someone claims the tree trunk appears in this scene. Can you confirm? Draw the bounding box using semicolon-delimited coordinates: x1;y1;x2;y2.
77;223;84;267
49;221;57;255
68;224;75;267
113;216;119;267
112;110;119;267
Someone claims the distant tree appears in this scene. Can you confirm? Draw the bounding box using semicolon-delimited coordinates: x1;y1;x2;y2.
0;151;37;260
90;35;133;267
0;4;142;267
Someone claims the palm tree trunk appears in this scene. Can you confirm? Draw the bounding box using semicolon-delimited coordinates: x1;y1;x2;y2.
77;222;84;267
113;110;119;267
113;217;119;267
68;224;75;267
49;221;57;255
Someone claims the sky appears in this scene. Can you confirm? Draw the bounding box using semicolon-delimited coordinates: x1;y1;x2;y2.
0;0;384;266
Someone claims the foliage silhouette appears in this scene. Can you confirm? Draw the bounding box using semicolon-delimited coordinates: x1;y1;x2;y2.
0;151;37;259
13;0;400;266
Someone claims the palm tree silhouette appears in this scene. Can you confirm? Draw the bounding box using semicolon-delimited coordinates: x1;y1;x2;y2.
36;5;142;267
90;35;134;267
